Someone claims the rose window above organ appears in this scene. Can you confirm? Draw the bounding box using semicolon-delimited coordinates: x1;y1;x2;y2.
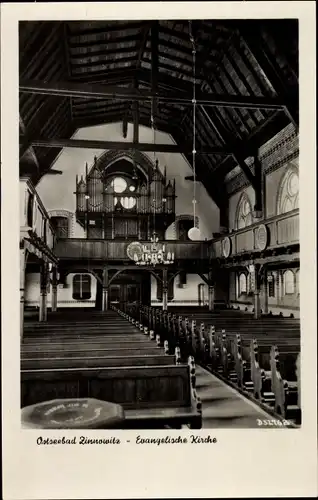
111;177;127;193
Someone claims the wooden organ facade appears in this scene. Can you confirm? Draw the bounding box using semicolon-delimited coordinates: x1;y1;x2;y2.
75;158;176;241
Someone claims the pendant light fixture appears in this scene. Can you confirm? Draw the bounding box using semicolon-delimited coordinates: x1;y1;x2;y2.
188;21;201;242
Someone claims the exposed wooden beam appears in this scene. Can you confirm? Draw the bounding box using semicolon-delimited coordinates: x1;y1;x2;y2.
21;136;232;155
19;79;285;110
129;23;152;144
46;169;63;175
19;115;40;170
20;22;63;79
151;20;159;121
68;33;140;50
132;81;139;145
70;68;137;84
68;21;145;39
200;106;257;188
72;114;174;135
238;23;299;128
252;149;263;214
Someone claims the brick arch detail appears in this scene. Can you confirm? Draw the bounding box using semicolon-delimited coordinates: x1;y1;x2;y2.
88;149;164;181
175;214;199;239
48;209;75;237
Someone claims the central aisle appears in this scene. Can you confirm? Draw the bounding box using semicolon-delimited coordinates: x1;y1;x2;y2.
195;366;273;428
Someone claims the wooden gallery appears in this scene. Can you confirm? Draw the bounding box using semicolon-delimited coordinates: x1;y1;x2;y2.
19;20;300;429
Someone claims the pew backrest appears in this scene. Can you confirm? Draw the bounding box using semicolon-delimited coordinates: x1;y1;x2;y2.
21;364;194;411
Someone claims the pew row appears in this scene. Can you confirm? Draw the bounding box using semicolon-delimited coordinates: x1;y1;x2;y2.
21;357;202;429
113;304;301;424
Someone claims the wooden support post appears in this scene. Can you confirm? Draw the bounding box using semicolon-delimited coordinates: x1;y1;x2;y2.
253;151;263;218
20;247;26;339
51;267;58;312
254;290;261;319
111;214;115;240
138;218;141;240
162;268;168;311
263;268;269;315
102;267;109;312
102;287;109;312
254;266;261;319
277;270;284;305
39;263;48;322
208;285;215;311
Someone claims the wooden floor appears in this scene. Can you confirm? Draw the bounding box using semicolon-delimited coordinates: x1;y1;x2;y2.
195;366;272;428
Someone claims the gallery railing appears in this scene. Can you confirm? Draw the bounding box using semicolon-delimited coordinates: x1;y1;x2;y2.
20;178;56;253
54;238;210;262
211;209;299;259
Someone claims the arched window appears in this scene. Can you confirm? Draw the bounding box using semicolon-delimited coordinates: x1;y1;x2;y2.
120;196;136;209
284;270;295;295
239;273;247;295
72;274;91;300
51;216;69;239
236;194;253;230
175;215;199;241
277;167;299;215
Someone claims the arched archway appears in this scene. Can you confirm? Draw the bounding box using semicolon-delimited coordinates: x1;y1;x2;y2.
165;214;200;240
48;209;75;238
235;192;253;230
88;149;164;181
276;164;299;215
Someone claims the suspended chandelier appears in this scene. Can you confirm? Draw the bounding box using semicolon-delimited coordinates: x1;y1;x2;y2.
188;21;201;242
133;235;174;266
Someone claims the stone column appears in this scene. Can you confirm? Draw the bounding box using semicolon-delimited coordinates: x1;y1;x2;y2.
39;263;48;322
20;248;26;339
51;267;58;312
208;285;215;311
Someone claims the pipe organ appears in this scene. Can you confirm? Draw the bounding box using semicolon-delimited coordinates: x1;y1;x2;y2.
75;159;176;240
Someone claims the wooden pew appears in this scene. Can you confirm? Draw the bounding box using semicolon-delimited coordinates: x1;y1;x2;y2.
21;357;202;429
126;305;302;424
270;346;300;421
23;336;157;351
21;353;177;370
21;346;164;358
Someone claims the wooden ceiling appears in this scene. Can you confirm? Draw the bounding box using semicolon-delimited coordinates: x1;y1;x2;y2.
19;19;298;207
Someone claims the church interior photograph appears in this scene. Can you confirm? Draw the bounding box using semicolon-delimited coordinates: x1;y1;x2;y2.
19;19;300;430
